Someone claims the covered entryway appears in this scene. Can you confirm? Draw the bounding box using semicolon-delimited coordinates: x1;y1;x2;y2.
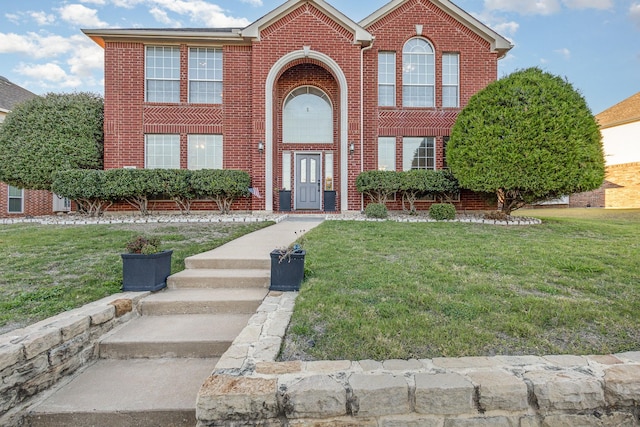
295;153;321;210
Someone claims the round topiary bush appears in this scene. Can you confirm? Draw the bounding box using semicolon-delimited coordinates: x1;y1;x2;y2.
429;203;456;221
364;203;388;219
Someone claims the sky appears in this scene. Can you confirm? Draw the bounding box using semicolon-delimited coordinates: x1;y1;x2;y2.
0;0;639;115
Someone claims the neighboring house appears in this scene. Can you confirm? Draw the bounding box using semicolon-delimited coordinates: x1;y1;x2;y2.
84;0;512;213
570;91;640;208
0;77;70;218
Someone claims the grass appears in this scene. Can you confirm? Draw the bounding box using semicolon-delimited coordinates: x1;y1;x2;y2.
0;221;271;333
281;209;640;361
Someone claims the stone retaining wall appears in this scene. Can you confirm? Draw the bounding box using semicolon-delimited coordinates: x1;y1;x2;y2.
197;292;640;427
0;292;146;426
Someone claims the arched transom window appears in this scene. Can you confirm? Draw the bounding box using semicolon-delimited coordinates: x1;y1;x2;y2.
402;38;435;107
283;86;333;143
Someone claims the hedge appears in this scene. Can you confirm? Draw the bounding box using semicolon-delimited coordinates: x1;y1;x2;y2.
52;168;251;215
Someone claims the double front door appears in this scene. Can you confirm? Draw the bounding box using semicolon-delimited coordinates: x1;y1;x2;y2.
295;154;321;210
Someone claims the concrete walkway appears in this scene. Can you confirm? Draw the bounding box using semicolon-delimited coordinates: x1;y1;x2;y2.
25;216;324;427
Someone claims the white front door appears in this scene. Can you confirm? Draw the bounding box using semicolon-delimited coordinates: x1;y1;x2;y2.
295;154;321;210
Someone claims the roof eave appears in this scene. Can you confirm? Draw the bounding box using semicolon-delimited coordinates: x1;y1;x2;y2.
82;28;245;48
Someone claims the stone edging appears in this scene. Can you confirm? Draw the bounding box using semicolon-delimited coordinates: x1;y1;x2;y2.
196;291;640;426
0;292;146;426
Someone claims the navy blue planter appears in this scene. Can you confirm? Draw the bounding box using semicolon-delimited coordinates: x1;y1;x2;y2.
121;250;173;292
270;249;305;292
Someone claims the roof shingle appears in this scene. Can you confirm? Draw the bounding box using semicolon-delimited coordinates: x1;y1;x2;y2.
0;76;38;112
596;91;640;129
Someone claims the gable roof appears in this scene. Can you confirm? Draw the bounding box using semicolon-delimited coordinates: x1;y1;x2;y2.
596;91;640;129
360;0;512;58
0;76;38;113
241;0;373;45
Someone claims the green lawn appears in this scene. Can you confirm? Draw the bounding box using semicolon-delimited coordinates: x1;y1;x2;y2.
281;209;640;360
0;221;271;333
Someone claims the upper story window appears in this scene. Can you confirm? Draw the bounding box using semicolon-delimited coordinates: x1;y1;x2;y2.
402;38;435;108
283;86;333;143
189;48;223;104
442;53;460;108
378;52;396;107
146;46;180;103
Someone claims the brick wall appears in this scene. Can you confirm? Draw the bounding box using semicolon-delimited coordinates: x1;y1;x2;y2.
100;0;502;213
0;184;56;218
570;162;640;208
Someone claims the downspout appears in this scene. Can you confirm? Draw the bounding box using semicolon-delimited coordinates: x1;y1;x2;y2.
360;37;375;212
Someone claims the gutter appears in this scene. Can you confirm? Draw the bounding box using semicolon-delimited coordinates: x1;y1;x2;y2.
360;37;375;213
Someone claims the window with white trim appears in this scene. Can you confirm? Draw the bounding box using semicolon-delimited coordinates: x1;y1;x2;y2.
378;52;396;107
145;46;180;103
402;38;435;107
145;134;180;169
8;185;23;213
378;137;396;171
403;137;435;170
283;86;333;143
442;53;460;108
189;48;222;104
188;135;223;169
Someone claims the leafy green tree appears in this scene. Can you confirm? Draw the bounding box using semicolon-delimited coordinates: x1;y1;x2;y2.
447;67;604;215
0;92;103;190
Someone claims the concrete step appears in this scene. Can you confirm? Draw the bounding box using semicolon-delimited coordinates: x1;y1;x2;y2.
99;314;252;359
139;288;268;316
167;268;270;289
184;256;270;270
26;358;217;427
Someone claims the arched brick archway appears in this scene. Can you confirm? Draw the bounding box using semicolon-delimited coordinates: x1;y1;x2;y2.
264;49;349;211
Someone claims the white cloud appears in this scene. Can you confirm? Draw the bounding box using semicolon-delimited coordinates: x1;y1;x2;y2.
631;3;640;29
485;0;612;15
0;32;77;58
66;35;104;78
58;4;109;28
14;62;83;88
29;11;56;26
485;0;561;15
149;7;181;27
562;0;613;10
554;47;571;59
240;0;263;5
80;0;107;4
5;13;21;25
540;57;549;64
146;0;251;27
492;20;519;36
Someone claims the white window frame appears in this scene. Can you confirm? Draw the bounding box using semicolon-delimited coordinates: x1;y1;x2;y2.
442;53;460;108
8;185;23;213
402;38;435;108
378;51;396;107
378;137;396;171
145;134;180;169
403;137;436;171
187;134;223;170
188;47;223;104
145;46;180;103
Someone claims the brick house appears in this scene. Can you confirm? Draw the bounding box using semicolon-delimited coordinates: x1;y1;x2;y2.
0;77;71;218
84;0;512;213
570;91;640;208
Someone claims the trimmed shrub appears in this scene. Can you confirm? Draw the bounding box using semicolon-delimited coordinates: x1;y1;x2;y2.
365;203;388;219
52;169;117;217
429;203;456;221
398;169;460;213
190;169;250;214
356;170;400;204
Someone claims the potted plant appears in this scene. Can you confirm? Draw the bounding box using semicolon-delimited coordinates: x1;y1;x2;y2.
270;240;305;292
121;235;173;292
